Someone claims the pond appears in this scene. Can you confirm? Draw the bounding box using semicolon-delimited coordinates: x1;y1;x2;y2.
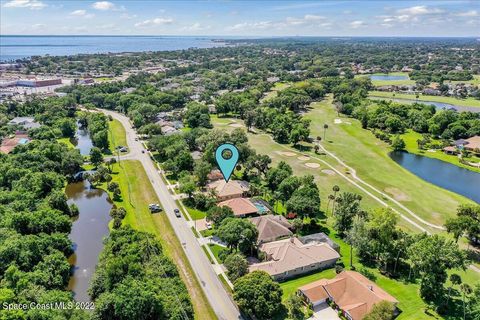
369;96;480;113
66;180;112;302
71;121;94;155
369;74;409;81
390;151;480;204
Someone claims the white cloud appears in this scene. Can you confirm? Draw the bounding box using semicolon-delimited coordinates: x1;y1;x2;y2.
397;6;444;15
92;1;115;10
455;10;478;17
70;9;95;19
134;17;174;27
181;23;211;32
226;21;273;31
3;0;46;10
286;14;325;26
120;13;137;19
350;20;366;29
32;23;45;29
304;14;325;21
70;9;86;16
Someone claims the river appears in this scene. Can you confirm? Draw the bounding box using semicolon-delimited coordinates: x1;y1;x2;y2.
369;74;409;81
390;151;480;204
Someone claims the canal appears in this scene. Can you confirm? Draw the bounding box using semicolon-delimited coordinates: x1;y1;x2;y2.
66;180;112;302
71;121;94;155
390;151;480;204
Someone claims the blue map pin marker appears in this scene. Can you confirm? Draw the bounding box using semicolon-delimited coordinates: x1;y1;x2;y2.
215;143;239;182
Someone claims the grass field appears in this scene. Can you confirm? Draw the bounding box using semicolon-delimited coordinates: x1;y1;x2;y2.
444;75;480;87
212;99;474;230
58;137;75;149
207;243;226;263
108;119;127;152
356;72;416;86
369;91;480;108
99;160;217;320
400;130;480;173
186;205;207;220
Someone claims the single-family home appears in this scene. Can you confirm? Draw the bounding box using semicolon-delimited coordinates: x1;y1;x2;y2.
219;198;259;217
0;133;29;154
8;117;41;129
249;237;340;281
207;179;250;201
249;214;293;244
207;169;224;182
299;232;340;252
463;136;480;153
298;271;399;320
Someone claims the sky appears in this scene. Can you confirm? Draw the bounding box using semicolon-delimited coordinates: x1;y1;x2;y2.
1;0;479;37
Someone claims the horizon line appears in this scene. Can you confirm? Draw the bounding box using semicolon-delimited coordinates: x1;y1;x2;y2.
1;34;479;38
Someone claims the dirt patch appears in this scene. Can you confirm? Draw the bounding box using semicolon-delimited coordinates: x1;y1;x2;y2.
322;169;335;175
305;162;321;168
229;123;243;128
276;151;297;157
384;187;410;201
298;156;310;161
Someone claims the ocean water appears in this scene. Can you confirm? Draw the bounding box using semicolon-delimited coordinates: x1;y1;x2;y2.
0;35;228;61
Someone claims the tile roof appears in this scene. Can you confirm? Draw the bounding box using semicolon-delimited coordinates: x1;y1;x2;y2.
218;197;258;216
250;214;293;243
207;180;250;199
299;271;398;320
249;238;340;277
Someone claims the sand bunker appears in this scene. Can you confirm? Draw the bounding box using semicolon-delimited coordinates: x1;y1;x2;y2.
384;187;410;201
322;169;335;175
275;151;296;157
298;156;310;161
229;123;243;128
334;119;342;124
305;162;321;168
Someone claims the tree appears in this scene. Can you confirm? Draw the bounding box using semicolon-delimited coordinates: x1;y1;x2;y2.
286;184;321;218
285;293;304;320
333;192;362;236
323;123;329;140
194;160;212;187
217;218;258;253
331;185;340;213
391;136;406;151
178;174;196;199
363;301;396;320
90;147;103;168
266;161;292;191
185;101;211;128
233;271;283;320
224;253;248;281
408;234;467;301
206;205;234;226
460;283;473;320
56;118;77;138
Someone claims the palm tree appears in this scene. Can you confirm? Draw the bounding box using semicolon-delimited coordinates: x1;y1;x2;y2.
331;185;340;214
327;194;335;213
323;124;329;141
460;283;472;320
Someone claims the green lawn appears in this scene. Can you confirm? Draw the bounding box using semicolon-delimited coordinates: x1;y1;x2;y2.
186;205;207;220
208;243;226;263
98;160;217;320
279;269;336;301
108;119;127;151
400;130;480;173
369;91;480;108
444;75;480;87
58;137;75;149
212;98;475;230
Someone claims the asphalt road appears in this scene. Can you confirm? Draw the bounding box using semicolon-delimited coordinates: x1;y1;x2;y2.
101;109;242;320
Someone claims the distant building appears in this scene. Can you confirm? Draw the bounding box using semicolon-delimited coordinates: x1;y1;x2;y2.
16;78;62;87
0;133;29;154
8;117;41;129
249;237;340;280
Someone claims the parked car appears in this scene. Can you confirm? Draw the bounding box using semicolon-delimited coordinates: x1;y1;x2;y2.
148;203;162;213
174;208;181;218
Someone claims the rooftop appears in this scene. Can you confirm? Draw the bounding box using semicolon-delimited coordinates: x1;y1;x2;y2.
250;214;293;243
249;237;340;277
218;197;258;217
299;271;398;320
